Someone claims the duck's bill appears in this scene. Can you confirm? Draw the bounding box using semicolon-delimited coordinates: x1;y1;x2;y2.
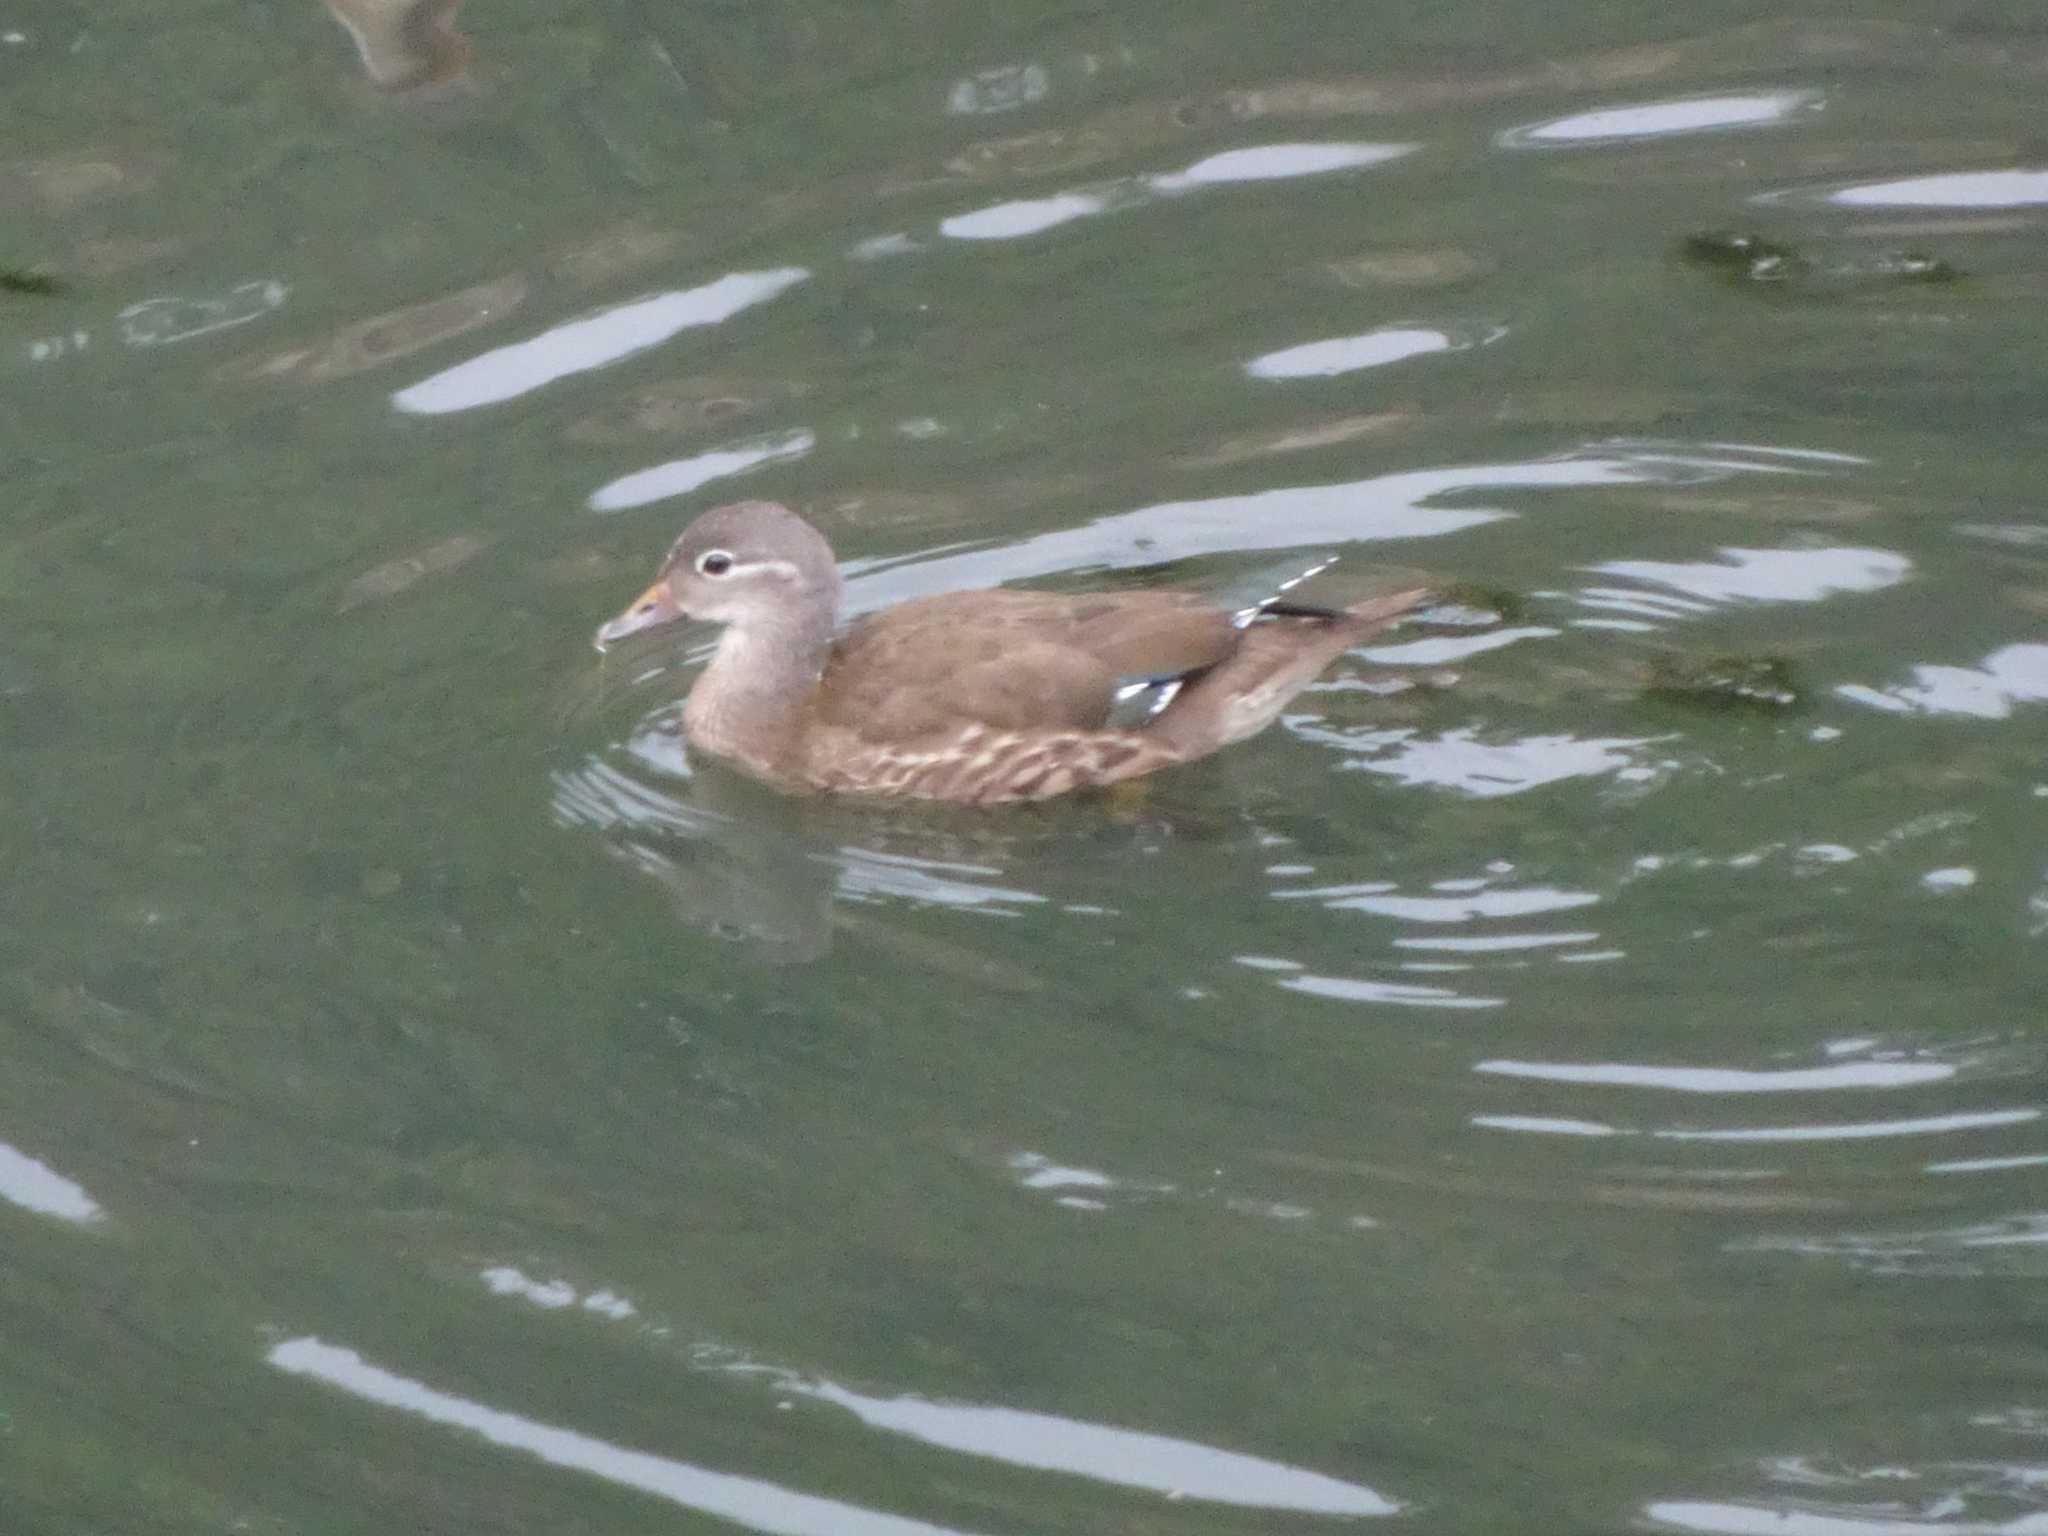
594;582;684;653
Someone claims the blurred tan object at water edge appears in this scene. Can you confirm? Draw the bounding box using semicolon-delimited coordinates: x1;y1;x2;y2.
323;0;470;90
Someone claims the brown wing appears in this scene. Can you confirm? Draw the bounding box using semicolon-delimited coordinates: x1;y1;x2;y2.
812;589;1238;740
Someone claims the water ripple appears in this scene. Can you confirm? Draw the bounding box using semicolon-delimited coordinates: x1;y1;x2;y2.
1289;725;1667;798
938;140;1415;242
588;428;817;514
1499;89;1825;148
1657;1108;2038;1144
1588;545;1912;605
1152;141;1415;189
786;1377;1401;1516
1837;645;2048;720
1475;1060;1957;1093
838;444;1833;611
1826;168;2048;209
1246;322;1505;380
833;849;1046;914
393;268;809;415
1738;1213;2048;1278
1276;881;1599;921
1279;972;1505;1009
271;1338;994;1536
0;1139;103;1224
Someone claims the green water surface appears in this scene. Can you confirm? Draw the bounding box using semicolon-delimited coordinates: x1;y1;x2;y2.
3;2;2047;1532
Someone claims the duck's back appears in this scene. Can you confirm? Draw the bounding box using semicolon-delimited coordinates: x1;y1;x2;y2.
813;589;1237;741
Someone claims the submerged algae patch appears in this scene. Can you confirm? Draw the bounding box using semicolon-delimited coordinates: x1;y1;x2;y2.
1;267;64;296
1644;652;1801;710
1680;229;1963;288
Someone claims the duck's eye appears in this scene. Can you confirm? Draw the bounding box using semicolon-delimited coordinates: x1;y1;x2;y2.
697;550;734;577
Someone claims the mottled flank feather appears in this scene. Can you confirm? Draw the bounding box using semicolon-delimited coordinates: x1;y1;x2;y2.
806;722;1180;804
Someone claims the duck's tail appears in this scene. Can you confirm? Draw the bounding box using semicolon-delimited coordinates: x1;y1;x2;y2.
1146;588;1430;756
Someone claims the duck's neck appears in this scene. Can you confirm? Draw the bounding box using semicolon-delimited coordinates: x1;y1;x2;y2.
684;607;835;771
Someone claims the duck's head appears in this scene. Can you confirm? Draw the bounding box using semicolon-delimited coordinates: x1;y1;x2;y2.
594;500;841;652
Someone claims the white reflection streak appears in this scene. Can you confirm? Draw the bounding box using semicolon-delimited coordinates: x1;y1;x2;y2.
1361;626;1559;664
788;1378;1401;1516
1572;617;1673;632
1009;1152;1115;1190
941;142;1412;241
940;193;1105;240
1501;90;1821;147
1323;728;1660;799
1246;326;1466;380
1593;444;1841;478
481;1266;576;1310
483;1266;638;1319
589;429;816;513
1745;1215;2048;1268
833;849;1046;912
1475;1060;1956;1092
1655;1108;2039;1143
1828;168;2048;208
1956;1225;2048;1249
1647;1497;2048;1534
840;451;1675;613
1691;441;1867;463
1927;1152;2048;1175
1575;586;1717;619
1396;931;1599;953
1280;973;1503;1009
393;268;809;415
1588;546;1911;603
1149;142;1415;191
0;1139;103;1223
1836;644;2048;720
453;1232;1402;1515
1282;884;1599;921
549;759;706;836
1473;1115;1628;1137
268;1338;990;1536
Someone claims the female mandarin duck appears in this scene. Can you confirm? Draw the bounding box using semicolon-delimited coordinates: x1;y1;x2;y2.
596;501;1426;804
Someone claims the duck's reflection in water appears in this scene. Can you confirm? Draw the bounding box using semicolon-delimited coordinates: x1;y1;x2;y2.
554;733;839;964
553;720;1067;974
321;0;470;91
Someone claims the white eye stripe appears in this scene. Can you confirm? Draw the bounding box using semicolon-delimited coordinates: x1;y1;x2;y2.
688;552;801;580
